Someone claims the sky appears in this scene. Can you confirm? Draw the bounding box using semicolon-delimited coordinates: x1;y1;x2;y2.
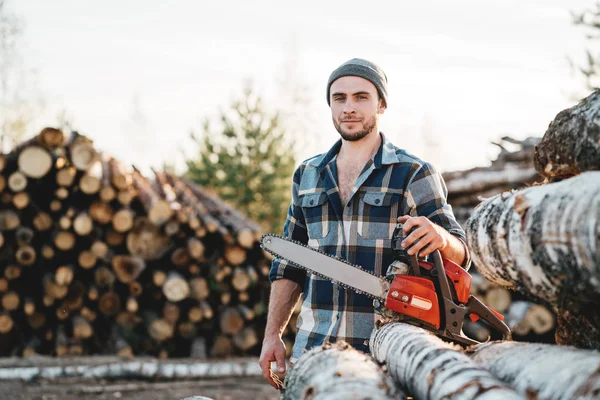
6;0;598;174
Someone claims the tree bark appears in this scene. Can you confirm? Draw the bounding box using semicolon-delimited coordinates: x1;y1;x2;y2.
468;341;600;399
284;340;403;400
369;322;521;400
466;172;600;304
534;90;600;178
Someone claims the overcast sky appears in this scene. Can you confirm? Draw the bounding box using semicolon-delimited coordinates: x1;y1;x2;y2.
9;0;597;173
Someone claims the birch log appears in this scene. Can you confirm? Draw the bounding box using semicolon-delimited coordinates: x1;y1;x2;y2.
369;323;521;400
468;341;600;399
534;90;600;178
466;172;600;303
283;341;403;400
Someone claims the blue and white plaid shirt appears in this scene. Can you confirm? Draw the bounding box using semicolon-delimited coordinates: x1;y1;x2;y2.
269;133;469;361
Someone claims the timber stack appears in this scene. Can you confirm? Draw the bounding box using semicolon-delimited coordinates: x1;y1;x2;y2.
0;128;296;358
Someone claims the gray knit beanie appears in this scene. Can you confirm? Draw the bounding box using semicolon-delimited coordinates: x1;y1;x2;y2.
326;58;388;106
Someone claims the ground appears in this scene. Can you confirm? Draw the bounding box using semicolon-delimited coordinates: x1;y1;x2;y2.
0;377;281;400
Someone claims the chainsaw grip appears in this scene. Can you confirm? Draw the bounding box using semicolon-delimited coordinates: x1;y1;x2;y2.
392;223;420;276
466;296;512;340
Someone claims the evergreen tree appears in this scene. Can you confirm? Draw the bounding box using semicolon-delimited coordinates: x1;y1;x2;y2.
573;2;600;91
185;84;296;233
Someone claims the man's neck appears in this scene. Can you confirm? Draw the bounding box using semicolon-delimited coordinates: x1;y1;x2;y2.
337;130;381;164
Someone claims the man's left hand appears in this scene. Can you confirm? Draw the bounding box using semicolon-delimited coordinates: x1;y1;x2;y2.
397;215;448;257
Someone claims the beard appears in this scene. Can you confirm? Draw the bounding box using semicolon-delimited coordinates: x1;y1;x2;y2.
333;115;377;142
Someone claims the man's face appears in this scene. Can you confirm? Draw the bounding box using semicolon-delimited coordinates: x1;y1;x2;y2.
330;76;385;142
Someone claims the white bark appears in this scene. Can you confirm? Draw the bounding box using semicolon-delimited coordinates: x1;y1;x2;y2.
468;341;600;400
466;172;600;304
283;341;403;400
369;323;522;400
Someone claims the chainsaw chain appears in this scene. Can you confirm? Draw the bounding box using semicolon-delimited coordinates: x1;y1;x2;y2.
260;233;388;300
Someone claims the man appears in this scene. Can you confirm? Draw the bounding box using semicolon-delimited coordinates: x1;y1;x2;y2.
259;58;470;389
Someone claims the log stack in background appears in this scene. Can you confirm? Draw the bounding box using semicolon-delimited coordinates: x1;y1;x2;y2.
442;136;557;344
0;127;298;359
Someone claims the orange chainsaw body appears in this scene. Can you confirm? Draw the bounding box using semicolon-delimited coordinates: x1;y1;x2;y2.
385;275;441;328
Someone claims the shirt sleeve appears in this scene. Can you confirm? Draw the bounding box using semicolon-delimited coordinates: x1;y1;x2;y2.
268;166;308;287
405;162;472;270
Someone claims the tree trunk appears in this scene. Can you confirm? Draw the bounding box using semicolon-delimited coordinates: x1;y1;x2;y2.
468;341;600;399
466;172;600;304
369;322;521;400
555;306;600;349
534;90;600;178
284;340;403;400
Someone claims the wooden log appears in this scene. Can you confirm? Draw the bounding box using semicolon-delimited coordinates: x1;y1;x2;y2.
55;265;75;286
58;216;71;230
4;265;20;280
64;281;86;311
232;326;259;352
468;341;600;399
129;281;142;297
54;187;69;201
171;247;190;266
534;90;600;178
210;336;233;358
220;307;244;335
189;277;209;301
98;291;121;317
199;300;213;320
369;322;521;400
1;291;19;311
79;160;102;195
126;217;171;261
162;272;190;302
27;312;46;330
73;212;93;236
224;245;247;266
105;230;124;246
0;210;20;230
145;312;174;342
56;167;76;187
94;266;116;288
0;313;14;334
188;305;203;323
18;146;53;178
178;321;197;339
41;245;54;260
78;250;97;269
69;132;99;171
55;325;68;356
117;188;135;207
125;296;139;313
15;226;34;245
109;157;131;191
33;212;53;232
12;192;29;209
0;192;11;205
0;176;4;193
162;302;180;325
0;278;7;293
153;270;167;287
112;208;134;233
72;316;93;339
37;127;65;149
90;201;114;225
16;245;36;266
446;167;539;196
43;274;68;300
54;231;76;251
231;267;251;292
23;298;35;316
187;237;205;260
465;172;600;304
91;240;109;260
8;171;27;192
284;341;403;399
99;153;116;202
462;319;492;343
505;301;555;336
112;255;145;284
132;168;172;226
49;199;62;212
483;287;512;313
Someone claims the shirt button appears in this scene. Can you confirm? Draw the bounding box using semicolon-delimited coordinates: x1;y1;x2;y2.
310;200;314;205
375;199;380;204
363;340;369;346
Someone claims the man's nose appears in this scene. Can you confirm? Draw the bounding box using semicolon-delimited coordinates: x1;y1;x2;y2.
343;100;356;114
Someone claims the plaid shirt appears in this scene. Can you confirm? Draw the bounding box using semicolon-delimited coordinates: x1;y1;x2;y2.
269;133;468;361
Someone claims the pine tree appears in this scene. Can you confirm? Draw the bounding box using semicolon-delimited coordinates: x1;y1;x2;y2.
185;84;296;233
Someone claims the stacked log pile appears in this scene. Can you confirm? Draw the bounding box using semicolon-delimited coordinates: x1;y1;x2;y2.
0;127;289;359
466;90;600;349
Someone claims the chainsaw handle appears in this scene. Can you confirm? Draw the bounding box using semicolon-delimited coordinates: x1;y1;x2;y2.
466;296;512;340
392;223;420;276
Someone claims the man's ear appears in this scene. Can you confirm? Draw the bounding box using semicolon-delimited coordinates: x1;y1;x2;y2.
378;99;386;114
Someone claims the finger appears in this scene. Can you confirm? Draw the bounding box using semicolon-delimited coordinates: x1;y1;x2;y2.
417;239;441;257
275;347;286;374
402;225;428;249
397;215;410;223
406;232;436;256
401;216;425;235
270;370;284;389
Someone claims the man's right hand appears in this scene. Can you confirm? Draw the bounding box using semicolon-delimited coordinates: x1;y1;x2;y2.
258;334;287;389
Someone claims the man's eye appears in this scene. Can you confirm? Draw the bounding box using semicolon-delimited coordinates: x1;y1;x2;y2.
357;96;367;100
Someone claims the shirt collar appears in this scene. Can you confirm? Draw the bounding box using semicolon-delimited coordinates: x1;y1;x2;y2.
308;132;401;172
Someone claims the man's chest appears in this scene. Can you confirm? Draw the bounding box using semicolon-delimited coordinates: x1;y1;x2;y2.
336;160;366;206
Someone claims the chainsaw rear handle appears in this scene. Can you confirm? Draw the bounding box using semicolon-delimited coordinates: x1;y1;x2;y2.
392;223;420;276
467;295;512;340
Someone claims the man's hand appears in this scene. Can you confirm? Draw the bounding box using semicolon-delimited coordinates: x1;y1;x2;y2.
397;215;448;257
258;334;287;389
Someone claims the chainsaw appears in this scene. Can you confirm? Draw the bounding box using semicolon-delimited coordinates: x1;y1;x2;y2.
260;223;511;346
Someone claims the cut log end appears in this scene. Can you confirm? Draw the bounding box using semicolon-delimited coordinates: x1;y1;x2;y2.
18;146;53;178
